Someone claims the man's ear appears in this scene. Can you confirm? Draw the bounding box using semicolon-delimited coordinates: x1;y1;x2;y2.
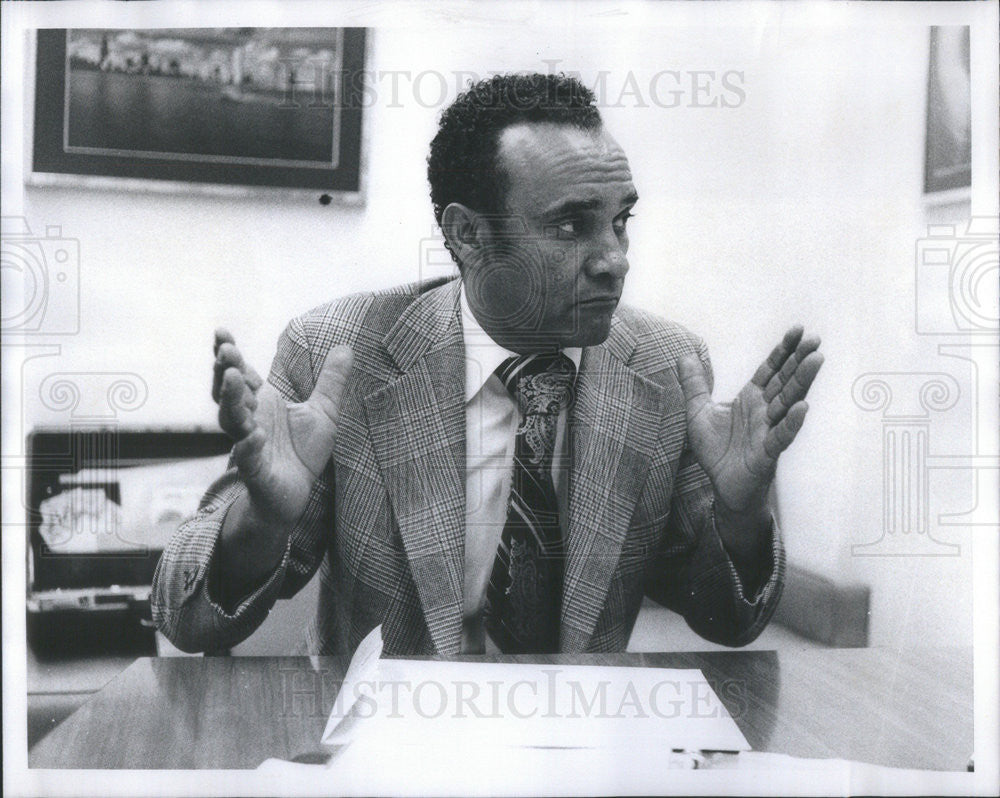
440;202;484;268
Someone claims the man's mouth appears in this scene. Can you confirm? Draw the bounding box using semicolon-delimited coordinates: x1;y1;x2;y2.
578;296;619;307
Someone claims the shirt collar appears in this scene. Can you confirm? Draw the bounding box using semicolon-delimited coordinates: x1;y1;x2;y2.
460;281;582;404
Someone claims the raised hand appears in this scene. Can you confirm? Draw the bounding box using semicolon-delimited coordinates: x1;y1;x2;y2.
678;326;823;514
213;328;353;530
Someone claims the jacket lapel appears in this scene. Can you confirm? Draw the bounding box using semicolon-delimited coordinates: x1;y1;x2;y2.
560;317;667;652
362;280;466;655
361;281;667;654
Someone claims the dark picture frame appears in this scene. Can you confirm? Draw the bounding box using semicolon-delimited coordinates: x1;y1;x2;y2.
32;28;366;194
923;26;971;194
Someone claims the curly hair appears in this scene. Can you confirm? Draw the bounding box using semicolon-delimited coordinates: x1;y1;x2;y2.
427;73;603;251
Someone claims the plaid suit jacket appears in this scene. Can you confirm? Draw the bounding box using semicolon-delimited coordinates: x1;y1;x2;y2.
152;277;784;656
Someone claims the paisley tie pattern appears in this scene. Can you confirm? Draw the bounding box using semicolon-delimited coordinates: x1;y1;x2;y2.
483;352;576;653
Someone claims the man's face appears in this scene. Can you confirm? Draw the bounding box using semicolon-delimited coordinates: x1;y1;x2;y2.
463;122;637;352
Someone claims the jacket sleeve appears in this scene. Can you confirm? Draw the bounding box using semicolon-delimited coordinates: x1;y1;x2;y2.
645;336;786;647
151;317;332;653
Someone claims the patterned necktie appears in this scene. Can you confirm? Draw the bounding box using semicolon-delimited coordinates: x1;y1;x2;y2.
484;351;576;653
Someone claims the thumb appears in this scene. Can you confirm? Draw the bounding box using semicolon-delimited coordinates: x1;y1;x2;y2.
678;353;712;420
307;344;354;423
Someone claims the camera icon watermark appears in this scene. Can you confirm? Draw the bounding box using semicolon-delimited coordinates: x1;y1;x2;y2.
1;216;81;335
915;216;999;336
419;217;586;351
417;231;460;284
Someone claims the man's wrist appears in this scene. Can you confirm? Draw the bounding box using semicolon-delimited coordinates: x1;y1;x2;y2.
215;492;291;606
713;494;772;595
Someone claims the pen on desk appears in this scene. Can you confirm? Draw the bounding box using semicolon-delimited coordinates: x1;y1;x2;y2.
671;748;744;770
669;749;704;769
291;750;335;765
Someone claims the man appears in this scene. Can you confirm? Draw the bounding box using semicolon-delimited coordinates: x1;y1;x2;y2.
152;73;822;656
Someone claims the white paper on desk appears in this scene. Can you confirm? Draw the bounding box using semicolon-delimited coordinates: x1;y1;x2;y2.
320;626;749;753
321;624;385;744
257;751;973;798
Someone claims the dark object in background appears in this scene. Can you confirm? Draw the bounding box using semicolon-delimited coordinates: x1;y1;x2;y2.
26;426;231;642
924;26;971;193
25;427;233;749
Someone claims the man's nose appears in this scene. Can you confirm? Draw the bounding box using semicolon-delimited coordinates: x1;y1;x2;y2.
584;233;629;282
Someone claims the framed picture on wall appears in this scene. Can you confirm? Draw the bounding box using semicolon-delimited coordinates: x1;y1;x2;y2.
924;25;971;194
31;28;366;196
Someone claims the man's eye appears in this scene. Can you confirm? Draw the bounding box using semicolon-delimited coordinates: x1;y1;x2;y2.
614;212;635;233
545;219;581;239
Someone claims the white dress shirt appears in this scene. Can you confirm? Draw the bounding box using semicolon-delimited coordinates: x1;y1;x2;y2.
459;284;582;653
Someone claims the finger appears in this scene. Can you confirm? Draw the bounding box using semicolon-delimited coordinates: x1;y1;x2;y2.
764;401;808;459
767;351;824;424
213;342;264;403
218;367;255;441
213;345;236;404
751;325;804;388
764;334;821;402
219;343;265;394
214;327;235;358
212;329;236;402
678;353;712;421
308;345;354;423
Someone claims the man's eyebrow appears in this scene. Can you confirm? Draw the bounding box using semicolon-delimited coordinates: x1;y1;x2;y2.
542;191;640;217
542;197;603;216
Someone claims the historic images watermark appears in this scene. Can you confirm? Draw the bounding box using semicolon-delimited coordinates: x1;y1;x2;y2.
276;665;748;722
280;62;747;111
852;217;999;557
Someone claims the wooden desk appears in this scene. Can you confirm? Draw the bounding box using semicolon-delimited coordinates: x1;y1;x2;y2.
29;647;972;771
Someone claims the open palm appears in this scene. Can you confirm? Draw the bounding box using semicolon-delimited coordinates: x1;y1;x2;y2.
678;327;823;512
213;329;353;528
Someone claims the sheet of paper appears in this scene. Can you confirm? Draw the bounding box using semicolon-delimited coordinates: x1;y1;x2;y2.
321;625;384;744
275;633;966;794
320;627;749;754
260;744;711;794
257;750;972;797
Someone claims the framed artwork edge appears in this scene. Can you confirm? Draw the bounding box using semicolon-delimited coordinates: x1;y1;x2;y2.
921;185;972;208
26;27;370;204
24;167;368;206
922;25;972;198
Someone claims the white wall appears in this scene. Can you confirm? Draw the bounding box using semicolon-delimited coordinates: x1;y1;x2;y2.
6;9;996;648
